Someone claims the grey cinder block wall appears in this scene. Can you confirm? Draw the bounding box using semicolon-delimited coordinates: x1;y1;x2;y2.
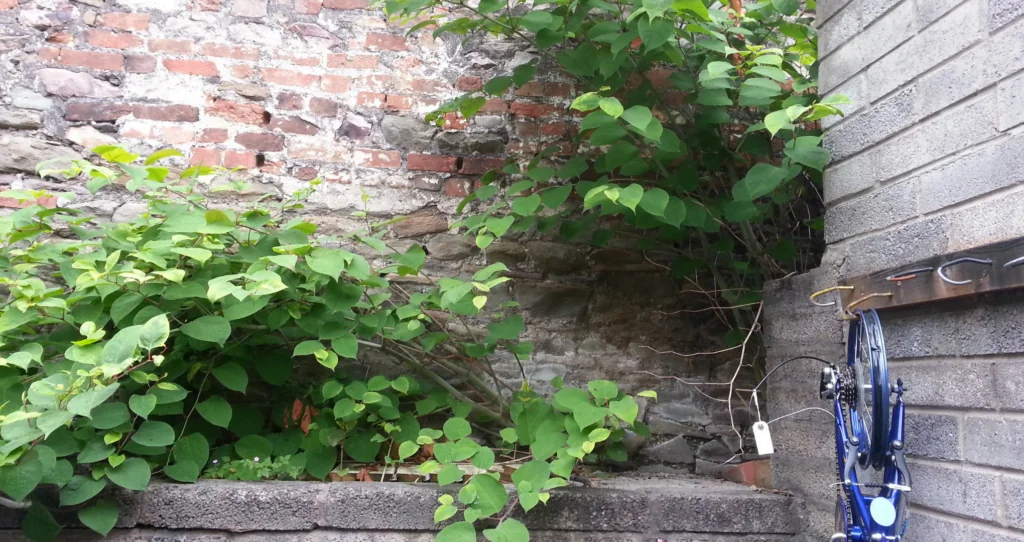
765;0;1024;539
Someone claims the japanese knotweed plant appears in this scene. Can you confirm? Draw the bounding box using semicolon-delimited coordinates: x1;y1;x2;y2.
387;0;846;342
0;147;654;542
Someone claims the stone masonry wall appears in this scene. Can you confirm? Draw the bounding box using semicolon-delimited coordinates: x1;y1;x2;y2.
0;0;757;472
766;0;1024;540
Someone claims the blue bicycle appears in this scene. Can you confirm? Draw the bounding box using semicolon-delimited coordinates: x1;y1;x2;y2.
819;309;911;541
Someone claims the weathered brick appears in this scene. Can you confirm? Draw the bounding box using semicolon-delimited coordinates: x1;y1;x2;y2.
326;53;379;69
120;120;154;139
309;97;338;117
133;104;200;122
224;150;258;169
819;0;915;93
819;2;861;58
918;132;1024;213
287;138;350;162
918;16;1024;118
61;49;124;71
403;78;449;94
323;0;368;7
366;32;407;51
294;166;319;180
825;178;917;242
0;195;57;208
164;59;219;77
232;0;268;17
269;116;319;135
263;68;319;87
199;128;229;143
480;99;508;113
207;99;268;125
0;0;17;9
201;42;260;60
86;30;143;50
65;102;132;122
442;177;473;197
385;94;412;110
459;157;505;175
356;92;386;107
443;113;468;130
38;47;61;62
158;125;195;145
295;0;323;14
148;39;193;54
408;154;457;172
275;92;302;110
866;0;983;102
125;54;157;73
353;148;402;169
510;102;561;118
98;12;150;31
906;460;999;521
873;95;998;184
236;132;285;151
321;75;351;94
357;75;392;91
275;50;320;67
231;64;255;79
194;0;222;10
456;76;482;91
190;147;222;166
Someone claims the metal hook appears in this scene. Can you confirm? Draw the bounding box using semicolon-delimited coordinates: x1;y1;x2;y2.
844;293;893;317
885;267;935;282
1005;256;1024;269
937;257;993;285
810;285;855;307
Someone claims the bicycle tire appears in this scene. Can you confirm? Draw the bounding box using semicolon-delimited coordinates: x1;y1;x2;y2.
855;309;890;469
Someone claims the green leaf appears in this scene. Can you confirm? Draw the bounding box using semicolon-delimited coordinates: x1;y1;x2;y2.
145;148;184;165
511;194;542;216
170;247;212;264
101;326;142;365
110;292;144;324
443;418;472;440
196;395;232;428
771;0;799;15
487;314;524;340
106;457;151;491
131;420;175;447
234;435;272;460
173;433;210;468
572;404;607;429
598;97;624;118
751;65;789;82
437;463;465;486
672;0;710;19
733;163;788;201
469;473;508;516
471;446;495;470
638;17;674;49
293;340;325;357
332;333;358;359
478;0;504;14
138;314;170;351
307;248;347;281
484;76;514;96
784;137;831;171
59;476;106;506
343;430;380;462
129;394;157;419
0;460;42;502
725;200;760;222
764;109;793;137
213;362;248;393
78;499;118;536
541;185;572;209
552;387;591;412
436;522;477;542
164;460;200;483
571;92;602;111
500;428;519;443
180;316;231;345
67;383;120;418
483;518;529;542
639;188;670;217
620;106;653;132
398;441;419;460
91;403;130;430
587;380;619;401
609;397;640;424
617;184;644;211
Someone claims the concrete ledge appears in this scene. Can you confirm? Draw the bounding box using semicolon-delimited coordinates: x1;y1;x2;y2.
1;474;799;539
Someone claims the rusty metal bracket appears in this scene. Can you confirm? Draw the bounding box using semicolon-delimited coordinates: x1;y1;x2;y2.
835;237;1024;312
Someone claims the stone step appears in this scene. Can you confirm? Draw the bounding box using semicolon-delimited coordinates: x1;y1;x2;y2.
1;474;800;540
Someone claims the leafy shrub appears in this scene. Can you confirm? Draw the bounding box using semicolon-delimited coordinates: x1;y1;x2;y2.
0;147;652;542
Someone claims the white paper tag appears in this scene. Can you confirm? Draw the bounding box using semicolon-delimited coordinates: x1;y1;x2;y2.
753;421;774;456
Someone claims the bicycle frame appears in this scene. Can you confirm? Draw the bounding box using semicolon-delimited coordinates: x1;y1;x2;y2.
831;370;911;541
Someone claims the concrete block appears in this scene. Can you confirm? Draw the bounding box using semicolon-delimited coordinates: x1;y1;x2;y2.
825;86;918;162
1002;476;1024;530
820;3;863;58
840;215;949;276
887;361;996;409
136;481;322;531
862;0;905;26
955;295;1024;356
918;17;1024;118
993;359;1024;410
652;486;797;534
998;71;1024;130
875;95;999;184
990;0;1024;31
825;177;918;242
763;265;844;313
817;0;855;24
769;452;839;506
964;416;1024;469
946;188;1024;252
903;511;969;542
822;74;868;130
966;528;1024;542
906;460;1000;521
920;0;967;25
769;416;836;459
904;412;960;460
918;132;1024;213
820;0;916;93
866;0;983;102
880;306;961;359
320;483;439;530
763;305;845;345
823;151;875;204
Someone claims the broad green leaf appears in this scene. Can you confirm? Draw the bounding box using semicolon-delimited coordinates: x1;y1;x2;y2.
541;185;572;209
618;184;644;211
609;397;640;424
213;362;248;393
110;292;144;324
196;395;232;428
639;188;670;217
771;0;799;15
129;394;157;419
598;97;624;117
78;499;118;536
306;248;347;280
764;109;792;137
106;457;151;491
437;463;465;486
59;476;106;506
588;380;619;401
0;460;42;502
101;326;143;365
443;418;472;440
131;420;175;447
180;316;231;345
436;522;477;542
332;333;358;359
572;404;607;429
138;313;170;351
234;434;273;460
511;194;542;216
164;460;201;483
173;433;210;468
620;106;652;131
398;441;419;460
483;519;529;542
751;65;789;82
733;163;788;201
67;383;120;418
784;136;831;171
468;473;508;516
487;314;524;340
638;17;674;49
91;403;130;430
672;0;710;19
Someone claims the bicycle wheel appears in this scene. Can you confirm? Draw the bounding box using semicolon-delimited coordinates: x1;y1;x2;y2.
852;309;890;469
